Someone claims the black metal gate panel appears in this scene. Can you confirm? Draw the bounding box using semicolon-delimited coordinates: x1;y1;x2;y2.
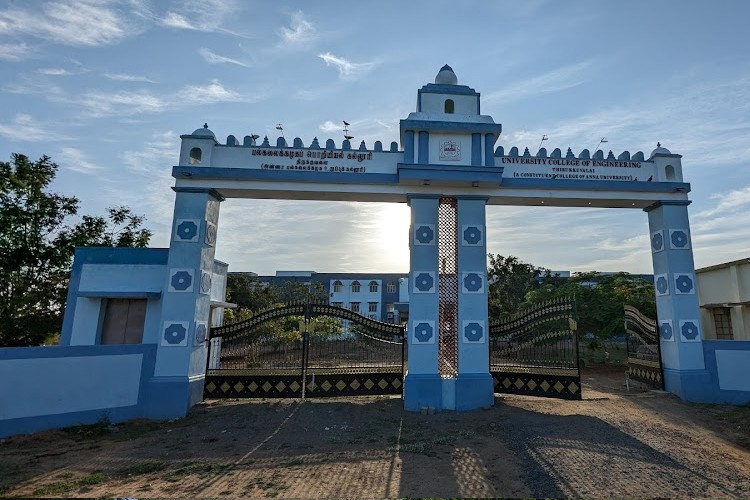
624;305;663;389
204;303;306;398
204;302;405;399
489;299;582;400
304;304;405;397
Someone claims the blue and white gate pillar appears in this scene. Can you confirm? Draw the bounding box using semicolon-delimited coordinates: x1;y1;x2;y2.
146;188;222;419
646;200;712;401
404;196;442;411
455;197;494;410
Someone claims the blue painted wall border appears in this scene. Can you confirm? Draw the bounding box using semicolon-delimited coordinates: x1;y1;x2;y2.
702;340;750;405
502;178;691;193
400;119;502;135
61;248;170;345
0;344;157;438
172;166;399;186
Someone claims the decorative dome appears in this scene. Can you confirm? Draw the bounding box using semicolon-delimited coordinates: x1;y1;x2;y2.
650;142;671;157
435;64;458;85
191;123;216;138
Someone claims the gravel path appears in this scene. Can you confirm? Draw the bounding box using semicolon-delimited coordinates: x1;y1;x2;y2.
2;369;749;498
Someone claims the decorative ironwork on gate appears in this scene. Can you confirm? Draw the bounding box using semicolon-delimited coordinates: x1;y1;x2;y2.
624;305;663;389
204;301;405;399
437;196;459;378
489;298;582;400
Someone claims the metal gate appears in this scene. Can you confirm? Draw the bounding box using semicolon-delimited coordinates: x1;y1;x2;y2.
624;305;663;389
489;298;582;400
204;302;405;399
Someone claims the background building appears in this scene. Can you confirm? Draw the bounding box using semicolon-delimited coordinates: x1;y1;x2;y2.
697;258;750;340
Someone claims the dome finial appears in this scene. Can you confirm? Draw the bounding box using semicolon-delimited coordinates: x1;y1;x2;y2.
656;141;661;147
435;64;458;85
203;123;208;129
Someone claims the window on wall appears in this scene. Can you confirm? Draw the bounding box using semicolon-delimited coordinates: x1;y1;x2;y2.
713;308;734;339
387;281;397;294
101;299;147;344
368;302;378;313
332;302;343;308
369;281;378;293
444;99;454;114
189;147;202;165
350;302;360;313
351;281;361;293
333;280;343;293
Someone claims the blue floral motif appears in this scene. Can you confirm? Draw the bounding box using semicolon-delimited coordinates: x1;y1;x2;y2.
414;322;433;342
675;275;693;294
651;232;663;251
671;230;688;248
656;276;669;295
463;226;482;245
463;273;483;293
660;322;673;340
681;321;699;340
414;272;434;292
171;271;193;291
176;220;198;241
195;323;207;344
414;225;434;244
464;322;483;342
164;323;187;345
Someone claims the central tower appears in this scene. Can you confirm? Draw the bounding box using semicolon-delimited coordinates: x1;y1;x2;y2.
402;65;501;411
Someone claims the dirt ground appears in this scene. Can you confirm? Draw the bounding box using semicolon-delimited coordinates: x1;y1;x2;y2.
2;368;750;499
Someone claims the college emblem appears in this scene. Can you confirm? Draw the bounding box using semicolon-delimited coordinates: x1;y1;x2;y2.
439;140;461;160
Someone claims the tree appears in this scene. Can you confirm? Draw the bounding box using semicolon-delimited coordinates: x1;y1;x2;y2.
525;271;656;342
487;254;548;319
0;154;152;346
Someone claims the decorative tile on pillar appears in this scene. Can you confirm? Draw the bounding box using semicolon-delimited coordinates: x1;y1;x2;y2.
679;320;701;342
462;225;484;246
168;269;194;293
194;321;208;345
412;321;435;344
162;321;188;347
200;270;212;295
650;230;665;253
413;224;435;245
462;320;485;343
674;273;695;295
654;274;670;296
205;221;217;246
174;219;200;242
462;272;484;294
413;271;436;293
669;229;691;250
659;320;674;342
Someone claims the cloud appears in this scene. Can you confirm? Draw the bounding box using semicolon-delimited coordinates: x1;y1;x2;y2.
484;59;596;105
0;114;70;142
318;52;375;80
0;42;32;61
319;120;341;133
0;0;139;47
77;90;167;117
279;11;316;46
176;79;246;105
198;47;248;67
160;0;245;36
37;67;73;76
103;72;157;83
57;147;102;174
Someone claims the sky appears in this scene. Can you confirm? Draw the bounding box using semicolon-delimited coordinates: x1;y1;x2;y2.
1;0;749;275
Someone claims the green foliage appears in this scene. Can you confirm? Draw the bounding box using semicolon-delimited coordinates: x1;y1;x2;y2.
487;253;548;318
0;153;152;346
487;254;656;343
